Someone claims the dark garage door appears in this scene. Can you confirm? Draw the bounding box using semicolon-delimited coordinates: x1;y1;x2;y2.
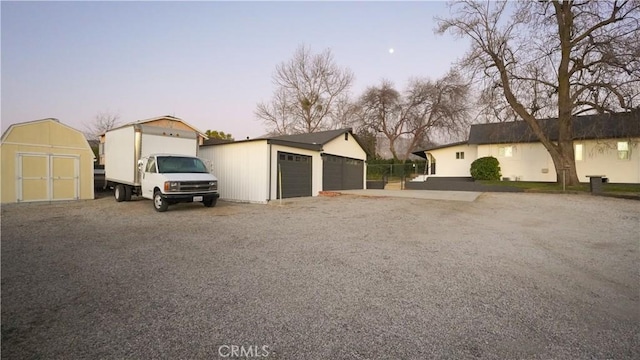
277;152;312;199
322;154;364;191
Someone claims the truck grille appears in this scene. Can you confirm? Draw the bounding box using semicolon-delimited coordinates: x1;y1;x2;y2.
179;181;214;191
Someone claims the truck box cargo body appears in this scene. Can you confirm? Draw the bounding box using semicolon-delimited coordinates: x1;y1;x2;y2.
103;124;219;212
105;124;198;186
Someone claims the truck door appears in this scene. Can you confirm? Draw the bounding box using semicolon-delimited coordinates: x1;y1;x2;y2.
140;156;158;199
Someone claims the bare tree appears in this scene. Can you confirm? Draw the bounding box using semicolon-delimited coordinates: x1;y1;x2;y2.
84;111;120;140
359;80;406;160
401;71;470;160
256;45;354;135
437;0;640;185
359;74;470;160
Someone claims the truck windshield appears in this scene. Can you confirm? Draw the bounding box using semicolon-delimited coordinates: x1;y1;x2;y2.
156;156;209;174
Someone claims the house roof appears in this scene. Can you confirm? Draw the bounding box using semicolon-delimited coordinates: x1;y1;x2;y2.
412;111;639;158
413;140;468;154
468;111;640;145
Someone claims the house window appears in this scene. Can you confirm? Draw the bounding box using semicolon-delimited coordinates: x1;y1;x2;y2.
498;145;513;157
456;152;464;159
618;141;629;160
575;143;583;161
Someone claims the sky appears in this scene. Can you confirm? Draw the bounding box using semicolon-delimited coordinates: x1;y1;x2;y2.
1;1;470;139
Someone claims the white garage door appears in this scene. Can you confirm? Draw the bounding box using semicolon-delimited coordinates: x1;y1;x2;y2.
17;153;79;202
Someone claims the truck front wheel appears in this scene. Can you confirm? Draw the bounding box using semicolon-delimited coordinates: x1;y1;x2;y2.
114;184;126;202
153;191;169;212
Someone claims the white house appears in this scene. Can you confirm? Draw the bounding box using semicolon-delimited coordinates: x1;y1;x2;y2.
199;128;367;203
413;111;640;183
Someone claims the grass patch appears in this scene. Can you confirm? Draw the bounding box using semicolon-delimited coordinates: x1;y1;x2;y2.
478;180;640;194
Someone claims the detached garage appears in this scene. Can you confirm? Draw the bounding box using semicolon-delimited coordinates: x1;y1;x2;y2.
199;128;366;203
1;118;95;203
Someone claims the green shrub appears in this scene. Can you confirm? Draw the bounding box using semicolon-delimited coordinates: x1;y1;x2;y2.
470;156;501;180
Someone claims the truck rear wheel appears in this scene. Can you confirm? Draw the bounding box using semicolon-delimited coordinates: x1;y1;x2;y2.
114;184;126;202
203;198;217;207
153;191;168;212
124;186;132;201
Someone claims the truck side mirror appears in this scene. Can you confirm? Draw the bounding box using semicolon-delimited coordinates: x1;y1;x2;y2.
137;159;144;171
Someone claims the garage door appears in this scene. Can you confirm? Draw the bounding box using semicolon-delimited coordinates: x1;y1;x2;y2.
277;151;312;199
17;153;79;202
322;154;364;191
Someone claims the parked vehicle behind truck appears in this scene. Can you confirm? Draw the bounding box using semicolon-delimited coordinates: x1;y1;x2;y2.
103;124;219;212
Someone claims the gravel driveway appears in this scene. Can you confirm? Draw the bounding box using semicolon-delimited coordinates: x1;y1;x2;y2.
2;193;638;359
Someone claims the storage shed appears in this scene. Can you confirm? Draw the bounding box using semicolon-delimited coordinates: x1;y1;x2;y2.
199;128;367;203
1;118;95;203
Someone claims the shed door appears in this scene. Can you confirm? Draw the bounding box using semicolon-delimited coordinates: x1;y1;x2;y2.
277;152;312;199
18;154;49;202
51;156;79;200
17;153;79;202
322;154;364;191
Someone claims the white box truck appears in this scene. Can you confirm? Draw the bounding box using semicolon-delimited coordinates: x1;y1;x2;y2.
103;124;219;212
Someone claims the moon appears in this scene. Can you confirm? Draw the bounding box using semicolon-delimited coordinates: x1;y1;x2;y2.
388;48;395;54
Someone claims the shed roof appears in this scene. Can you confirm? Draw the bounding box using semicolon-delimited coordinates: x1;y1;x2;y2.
1;118;92;152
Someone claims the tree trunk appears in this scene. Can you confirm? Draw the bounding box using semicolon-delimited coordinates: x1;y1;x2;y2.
388;137;399;160
548;146;579;186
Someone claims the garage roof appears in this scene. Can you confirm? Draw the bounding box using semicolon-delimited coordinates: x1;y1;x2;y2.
201;128;364;152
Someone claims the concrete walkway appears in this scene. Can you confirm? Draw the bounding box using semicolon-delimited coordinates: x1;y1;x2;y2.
337;189;482;202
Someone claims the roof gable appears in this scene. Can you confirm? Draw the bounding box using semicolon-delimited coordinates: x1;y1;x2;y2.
468;111;640;145
1;118;92;151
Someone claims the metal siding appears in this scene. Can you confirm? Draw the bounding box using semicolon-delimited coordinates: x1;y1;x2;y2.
277;151;312;198
199;141;269;203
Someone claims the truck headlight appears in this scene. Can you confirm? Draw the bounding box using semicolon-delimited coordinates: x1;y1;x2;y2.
209;181;217;191
164;181;180;192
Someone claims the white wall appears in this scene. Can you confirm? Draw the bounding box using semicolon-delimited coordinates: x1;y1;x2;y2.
428;144;477;177
476;138;640;183
323;133;367;160
199;140;270;203
575;138;640;183
477;143;556;182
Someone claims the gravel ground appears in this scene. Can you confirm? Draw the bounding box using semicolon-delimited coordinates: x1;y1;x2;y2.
1;192;639;359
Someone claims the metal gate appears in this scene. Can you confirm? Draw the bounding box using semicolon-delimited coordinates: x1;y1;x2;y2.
17;153;79;202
